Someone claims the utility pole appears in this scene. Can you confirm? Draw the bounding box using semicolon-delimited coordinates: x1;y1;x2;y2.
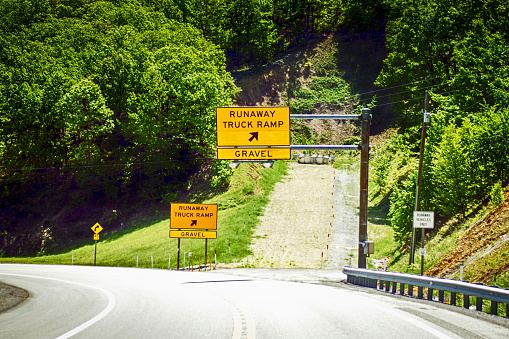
410;92;431;265
358;108;370;268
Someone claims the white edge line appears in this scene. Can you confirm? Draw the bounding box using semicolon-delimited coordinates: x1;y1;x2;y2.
383;306;455;339
1;273;115;339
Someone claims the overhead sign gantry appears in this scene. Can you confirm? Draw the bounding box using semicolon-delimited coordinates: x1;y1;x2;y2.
215;107;372;268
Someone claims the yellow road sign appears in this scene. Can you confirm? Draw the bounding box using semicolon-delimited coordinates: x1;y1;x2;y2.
93;233;99;241
170;203;218;229
170;230;217;239
91;223;103;234
217;147;291;160
216;107;290;147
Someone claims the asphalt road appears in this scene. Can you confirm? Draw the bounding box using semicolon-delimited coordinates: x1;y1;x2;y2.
1;264;508;338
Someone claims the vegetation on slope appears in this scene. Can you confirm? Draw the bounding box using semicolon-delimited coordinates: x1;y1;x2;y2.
0;161;288;267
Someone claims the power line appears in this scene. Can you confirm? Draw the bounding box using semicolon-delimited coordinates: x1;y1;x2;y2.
358;83;449;104
0;157;217;172
349;75;447;100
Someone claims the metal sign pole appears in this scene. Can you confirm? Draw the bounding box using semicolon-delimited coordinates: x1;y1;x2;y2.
358;108;371;268
94;240;97;266
421;228;425;275
205;236;208;271
177;238;181;270
410;92;430;265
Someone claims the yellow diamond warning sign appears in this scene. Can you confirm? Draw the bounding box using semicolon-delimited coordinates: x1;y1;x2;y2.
91;223;103;234
170;203;218;230
216;106;290;147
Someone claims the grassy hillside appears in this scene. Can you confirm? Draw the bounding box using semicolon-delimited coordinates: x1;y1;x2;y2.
0;162;288;268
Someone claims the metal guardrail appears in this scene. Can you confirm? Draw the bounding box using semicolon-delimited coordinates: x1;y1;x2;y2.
343;267;509;318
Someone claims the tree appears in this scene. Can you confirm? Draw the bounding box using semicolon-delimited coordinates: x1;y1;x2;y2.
431;123;474;218
388;170;416;245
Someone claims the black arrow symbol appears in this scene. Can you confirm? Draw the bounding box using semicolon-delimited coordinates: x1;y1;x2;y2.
93;225;100;232
249;132;259;142
191;220;197;227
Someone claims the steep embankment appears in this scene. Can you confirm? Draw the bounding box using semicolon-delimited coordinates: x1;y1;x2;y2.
426;189;509;285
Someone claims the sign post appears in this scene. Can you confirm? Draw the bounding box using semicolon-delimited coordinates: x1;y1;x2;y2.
413;211;434;275
91;223;103;266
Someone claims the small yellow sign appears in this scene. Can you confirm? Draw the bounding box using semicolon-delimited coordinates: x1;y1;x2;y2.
170;203;218;229
91;223;103;234
170;230;217;239
217;147;291;160
216;106;290;147
93;233;99;241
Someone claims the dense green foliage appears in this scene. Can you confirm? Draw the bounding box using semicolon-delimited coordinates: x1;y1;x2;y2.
143;0;387;67
0;0;238;255
2;0;508;262
1;0;383;256
374;0;509;245
377;0;509;128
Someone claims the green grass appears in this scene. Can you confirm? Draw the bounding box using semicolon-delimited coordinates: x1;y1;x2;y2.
0;161;289;269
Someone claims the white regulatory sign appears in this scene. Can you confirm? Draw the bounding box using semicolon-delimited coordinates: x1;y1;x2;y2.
413;211;434;229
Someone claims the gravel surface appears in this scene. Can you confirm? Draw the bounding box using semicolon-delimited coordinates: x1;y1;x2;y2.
241;162;359;269
327;164;359;269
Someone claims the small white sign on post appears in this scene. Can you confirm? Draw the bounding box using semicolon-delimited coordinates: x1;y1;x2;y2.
413;211;434;229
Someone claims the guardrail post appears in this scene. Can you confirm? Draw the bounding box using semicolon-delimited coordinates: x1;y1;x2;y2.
408;284;413;297
439;290;444;303
418;286;423;299
476;297;483;312
427;287;433;301
491;301;498;316
464;294;470;309
451;292;457;306
392;281;397;294
400;283;405;295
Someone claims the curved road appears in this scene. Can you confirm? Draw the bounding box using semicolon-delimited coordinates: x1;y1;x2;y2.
1;264;508;338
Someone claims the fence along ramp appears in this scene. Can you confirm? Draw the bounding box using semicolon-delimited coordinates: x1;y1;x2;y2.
343;267;509;318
